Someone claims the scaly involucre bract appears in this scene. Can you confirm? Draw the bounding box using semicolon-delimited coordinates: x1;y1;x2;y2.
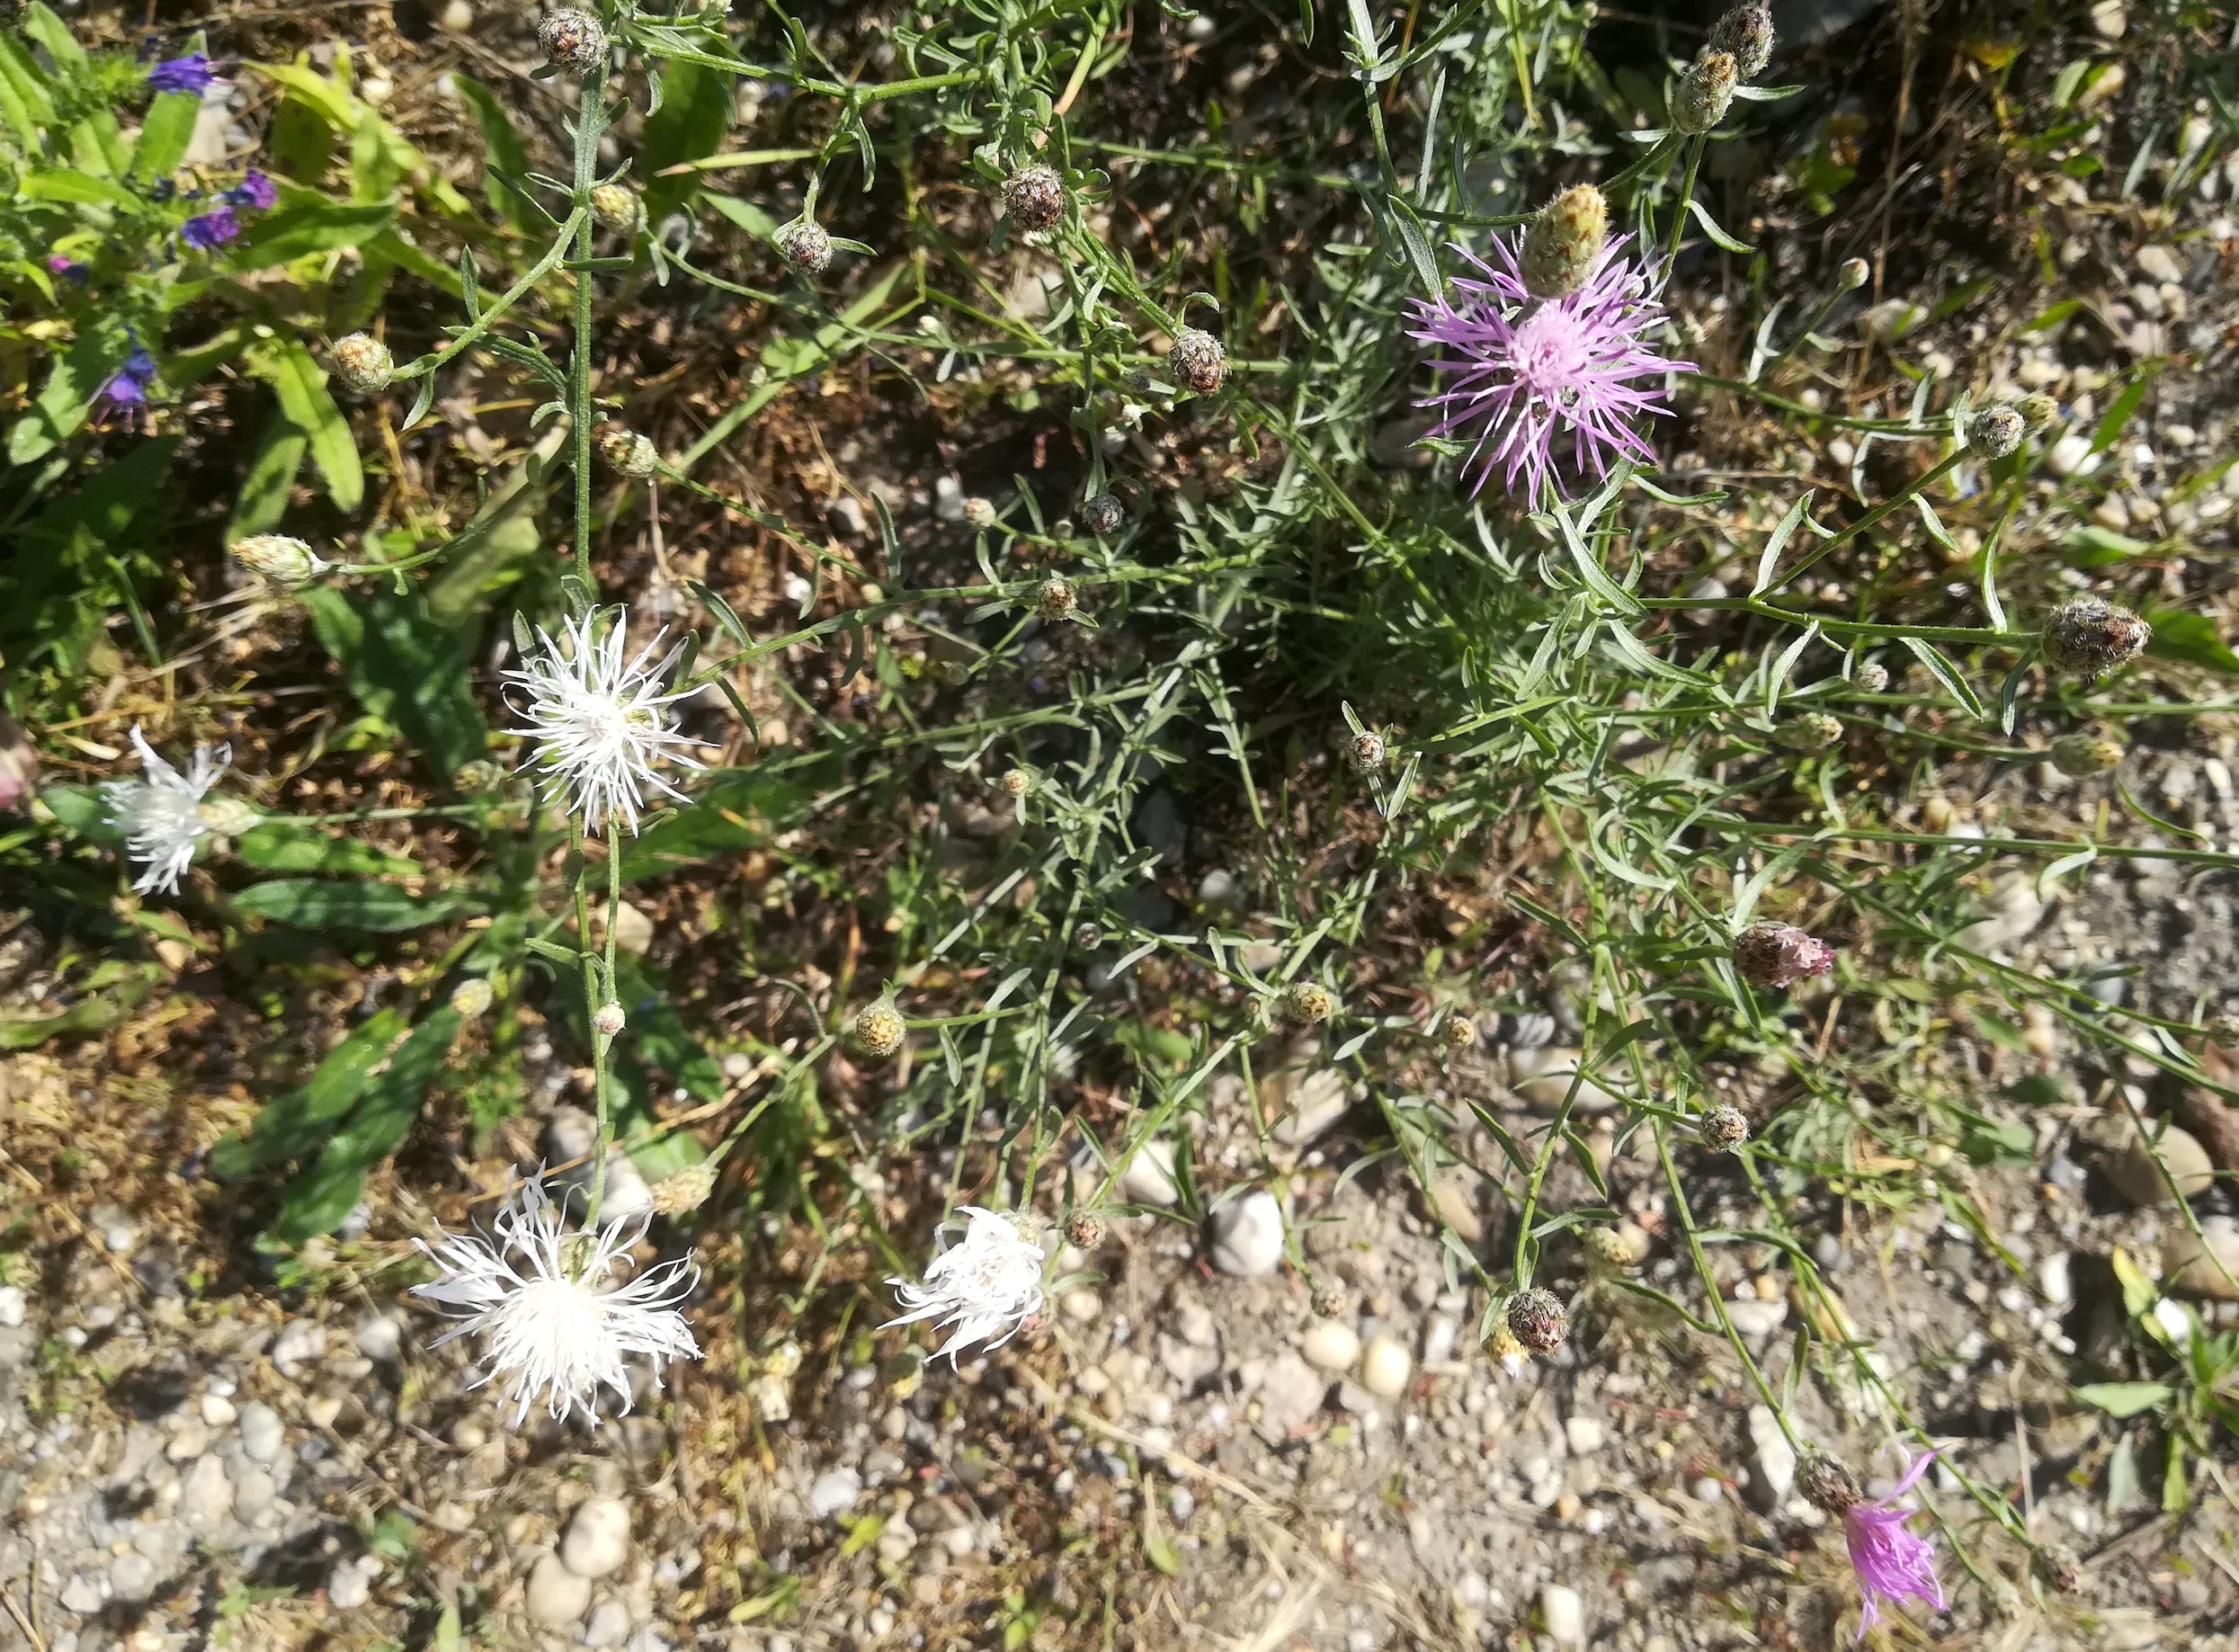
1409;233;1693;505
410;1175;701;1427
503;608;707;834
103;723;227;895
885;1205;1046;1364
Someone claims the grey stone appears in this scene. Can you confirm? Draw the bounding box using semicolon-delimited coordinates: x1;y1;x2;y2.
1745;1405;1795;1512
237;1400;284;1464
1271;1070;1350;1148
269;1320;326;1379
1209;1190;1285;1277
2108;1120;2215;1205
352;1313;402;1362
2169;1217;2239;1300
524;1551;589;1626
109;1552;156;1600
1359;1335;1411;1399
1120;1141;1181;1208
180;1452;232;1531
59;1574;103;1615
0;1286;23;1327
584;1599;633;1648
1255;1352;1326;1436
1157;1333;1220;1388
233;1469;277;1523
1301;1320;1361;1373
1540;1583;1586;1648
809;1467;862;1520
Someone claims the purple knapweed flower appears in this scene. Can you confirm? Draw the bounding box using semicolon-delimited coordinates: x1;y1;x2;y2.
1730;920;1836;990
225;169;278;210
1841;1451;1948;1638
47;254;88;282
93;345;159;428
181;207;241;250
1407;232;1693;505
147;52;216;95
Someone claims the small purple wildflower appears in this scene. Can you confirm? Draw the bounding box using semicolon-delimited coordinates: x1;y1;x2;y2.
225;169;278;210
147;52;216;95
47;254;89;282
94;345;160;428
1842;1450;1947;1639
181;207;241;250
1408;233;1693;505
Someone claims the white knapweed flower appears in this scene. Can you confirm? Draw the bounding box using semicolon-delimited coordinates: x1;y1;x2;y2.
885;1205;1047;1364
409;1175;700;1427
2153;1296;2196;1346
103;724;228;895
503;609;706;834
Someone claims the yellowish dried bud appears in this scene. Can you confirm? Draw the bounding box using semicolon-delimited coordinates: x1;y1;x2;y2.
649;1161;718;1216
332;333;393;394
1276;981;1334;1025
596;424;659;479
1773;711;1842;755
962;496;998;530
1673;50;1737;134
1035;576;1077;622
1518;184;1609;300
1707;4;1774;80
1441;1014;1478;1049
1064;1210;1104;1249
230;534;328;588
2049;731;2124;778
999;767;1031;798
450;978;495;1017
589;183;642;234
197;796;260;838
850;1002;906;1059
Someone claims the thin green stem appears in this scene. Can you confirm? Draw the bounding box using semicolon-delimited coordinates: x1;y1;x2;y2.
1662;135;1704;269
568;62;609;595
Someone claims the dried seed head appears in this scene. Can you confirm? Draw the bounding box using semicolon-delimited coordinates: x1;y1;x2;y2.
780;220;833;276
649;1160;718;1216
1964;404;2026;460
1774;711;1843;755
230;534;328;588
1852;661;1889;694
1518;183;1610;300
538;9;606;70
1001;163;1066;232
1349;730;1387;774
332;333;393;394
1276;981;1335;1026
1583;1226;1637;1270
1672;49;1737;135
2041;597;2151;677
450;978;495;1018
1731;921;1837;990
1063;1210;1105;1250
1081;492;1126;537
1836;256;1870;291
999;767;1031;799
596;424;659;479
1309;1281;1348;1318
1035;576;1077;622
962;496;998;530
593;1001;626;1039
1505;1287;1569;1355
589;183;642;234
850;1003;906;1059
1798;1450;1862;1514
197;795;260;839
2049;731;2125;778
1707;3;1774;80
2015;392;2060;435
1699;1103;1751;1151
1441;1014;1479;1049
1169;327;1228;395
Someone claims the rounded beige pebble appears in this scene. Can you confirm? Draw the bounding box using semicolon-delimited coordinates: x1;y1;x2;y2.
560;1497;630;1579
1360;1335;1411;1398
525;1551;591;1626
1301;1319;1361;1373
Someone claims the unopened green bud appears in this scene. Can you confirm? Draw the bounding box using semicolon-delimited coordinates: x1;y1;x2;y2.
1275;981;1334;1025
1852;661;1889;694
1673;50;1737;135
780;220;833;276
962;496;998;530
2049;731;2124;778
850;1002;906;1059
450;978;495;1017
1035;576;1077;622
2041;597;2150;677
1836;257;1870;291
1699;1103;1750;1151
1965;404;2026;459
1348;730;1387;774
197;796;260;838
1169;328;1227;395
596;424;659;479
1707;3;1774;81
332;333;393;394
592;1001;626;1039
1081;493;1126;537
1519;184;1610;300
2015;392;2060;435
538;8;606;70
649;1161;718;1215
1001;163;1066;232
589;183;642;234
999;767;1031;799
231;534;329;588
1774;711;1843;755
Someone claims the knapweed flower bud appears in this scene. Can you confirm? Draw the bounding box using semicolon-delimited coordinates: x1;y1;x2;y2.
589;183;642;234
2049;731;2124;778
1731;921;1837;990
1964;404;2026;459
2041;596;2150;677
850;1002;906;1059
1672;49;1737;134
455;758;503;792
1583;1226;1637;1271
999;767;1031;799
592;1000;626;1039
1852;661;1889;694
1699;1103;1751;1151
332;333;393;394
1072;921;1103;951
2015;392;2060;434
1798;1450;1862;1514
230;534;328;588
444;978;494;1019
2210;1011;2239;1049
538;8;606;70
1309;1281;1348;1318
1169;327;1228;394
1035;576;1077;622
1348;730;1387;774
1773;711;1842;755
1001;163;1066;232
1441;1014;1478;1049
780;220;832;276
1064;1210;1105;1250
1518;184;1610;300
596;424;659;479
197;795;260;839
1836;256;1870;291
1276;981;1335;1025
1081;492;1126;537
962;496;998;530
1707;3;1774;81
649;1160;718;1216
1505;1287;1568;1355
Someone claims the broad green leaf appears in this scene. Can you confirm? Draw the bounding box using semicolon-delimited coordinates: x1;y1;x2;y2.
208;1008;410;1177
229;197;398;270
235;878;477;932
642;57;735;227
2145;609;2239;675
450;74;538;230
247;337;362;510
2091;377;2150;456
227;415;309;542
133;89;202;178
236;820;424;877
274;1009;463;1242
2074;1381;2172;1419
7;332;127;465
19;170;138;206
37;781;121;849
301;585;489;779
620;770;812;881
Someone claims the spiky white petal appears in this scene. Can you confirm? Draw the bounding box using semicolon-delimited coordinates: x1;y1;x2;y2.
503;609;707;835
102;724;227;895
410;1175;700;1427
884;1205;1046;1364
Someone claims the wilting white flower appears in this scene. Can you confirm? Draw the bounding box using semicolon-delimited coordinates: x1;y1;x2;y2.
103;723;228;895
2153;1296;2197;1347
885;1205;1047;1364
410;1174;700;1426
503;609;706;834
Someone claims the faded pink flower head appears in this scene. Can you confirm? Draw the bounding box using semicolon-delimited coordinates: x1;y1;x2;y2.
1842;1449;1947;1639
1407;232;1693;505
1731;920;1836;990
